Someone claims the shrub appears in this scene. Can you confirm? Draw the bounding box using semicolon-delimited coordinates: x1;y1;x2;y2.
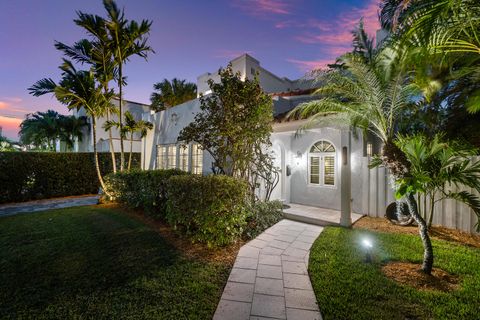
166;175;249;247
105;169;187;217
244;200;284;239
0;152;140;203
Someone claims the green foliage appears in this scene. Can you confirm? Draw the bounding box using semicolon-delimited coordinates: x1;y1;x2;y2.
105;169;186;217
0;152;140;204
244;200;284;239
166;174;249;247
0;206;230;319
150;78;197;112
178;65;274;176
309;227;480;320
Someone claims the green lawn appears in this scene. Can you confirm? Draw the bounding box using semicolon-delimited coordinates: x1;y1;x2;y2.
309;227;480;320
0;206;231;319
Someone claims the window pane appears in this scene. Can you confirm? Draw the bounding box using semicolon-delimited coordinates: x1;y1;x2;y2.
156;145;168;169
191;144;203;174
178;145;189;171
310;156;320;184
324;156;335;185
168;144;176;169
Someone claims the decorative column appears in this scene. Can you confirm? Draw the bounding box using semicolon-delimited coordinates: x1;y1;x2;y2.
340;129;352;227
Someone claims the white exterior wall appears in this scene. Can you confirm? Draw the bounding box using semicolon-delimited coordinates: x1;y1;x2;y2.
73;99;150;153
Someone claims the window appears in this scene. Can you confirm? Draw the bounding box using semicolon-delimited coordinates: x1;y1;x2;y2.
156;145;168;169
178;144;189;171
309;140;336;186
156;144;177;169
167;144;177;169
191;143;203;174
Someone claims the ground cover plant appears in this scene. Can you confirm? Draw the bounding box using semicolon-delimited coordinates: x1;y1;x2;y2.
308;226;480;320
0;205;235;319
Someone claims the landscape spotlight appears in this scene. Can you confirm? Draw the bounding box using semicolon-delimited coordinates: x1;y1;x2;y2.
362;238;373;263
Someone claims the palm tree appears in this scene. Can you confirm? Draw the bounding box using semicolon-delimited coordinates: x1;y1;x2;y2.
102;0;153;171
55;12;119;171
29;60;114;196
104;111;152;170
150;78;197;112
19;110;62;151
58;115;88;151
287;51;445;273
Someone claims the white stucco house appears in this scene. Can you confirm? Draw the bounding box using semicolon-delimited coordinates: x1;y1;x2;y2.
141;54;386;221
73;98;150;153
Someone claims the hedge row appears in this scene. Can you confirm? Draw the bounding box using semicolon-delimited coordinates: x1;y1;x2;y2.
106;170;284;247
0;152;140;204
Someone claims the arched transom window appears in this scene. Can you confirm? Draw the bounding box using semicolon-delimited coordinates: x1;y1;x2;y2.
309;141;336;186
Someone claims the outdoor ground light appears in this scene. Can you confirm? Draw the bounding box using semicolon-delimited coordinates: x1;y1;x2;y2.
362;238;373;263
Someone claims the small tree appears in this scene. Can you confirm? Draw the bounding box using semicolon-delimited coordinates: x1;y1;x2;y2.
178;65;278;200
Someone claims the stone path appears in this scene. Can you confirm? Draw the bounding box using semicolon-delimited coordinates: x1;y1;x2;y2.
214;219;323;320
0;195;99;217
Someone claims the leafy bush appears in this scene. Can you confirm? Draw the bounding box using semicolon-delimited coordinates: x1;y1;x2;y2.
0;152;139;203
105;169;187;217
166;175;249;247
244;200;284;239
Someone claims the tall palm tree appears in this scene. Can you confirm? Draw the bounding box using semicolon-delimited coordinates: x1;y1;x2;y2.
150;78;197;112
102;0;153;171
287;51;442;274
29;60;114;196
19;110;62;151
56;12;119;171
104;111;152;170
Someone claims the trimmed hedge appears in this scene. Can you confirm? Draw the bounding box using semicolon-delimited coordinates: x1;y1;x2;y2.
244;200;284;239
166;175;249;247
0;152;140;204
105;169;187;217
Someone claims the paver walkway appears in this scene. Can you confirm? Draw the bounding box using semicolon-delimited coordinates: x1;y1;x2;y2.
0;195;99;217
214;219;323;320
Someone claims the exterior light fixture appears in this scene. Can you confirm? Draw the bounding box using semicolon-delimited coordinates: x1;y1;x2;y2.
296;151;302;158
367;142;373;157
362;238;373;263
170;112;179;126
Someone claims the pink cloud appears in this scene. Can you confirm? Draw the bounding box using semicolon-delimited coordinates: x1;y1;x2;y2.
0;99;30;114
213;49;254;59
0;115;23;140
232;0;291;17
286;58;336;72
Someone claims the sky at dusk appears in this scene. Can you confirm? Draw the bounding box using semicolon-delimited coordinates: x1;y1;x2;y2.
0;0;380;140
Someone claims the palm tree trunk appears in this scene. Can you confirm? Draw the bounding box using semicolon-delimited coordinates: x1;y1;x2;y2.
405;192;434;274
128;133;133;171
118;65;125;172
92;118;112;198
105;93;117;173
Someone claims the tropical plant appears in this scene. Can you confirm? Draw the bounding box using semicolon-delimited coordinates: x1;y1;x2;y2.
104;111;152;170
150;78;197;112
395;134;480;228
102;0;153;171
55;11;119;171
19;110;63;151
0;135;16;151
57;115;88;151
29;60;114;196
178;65;278;200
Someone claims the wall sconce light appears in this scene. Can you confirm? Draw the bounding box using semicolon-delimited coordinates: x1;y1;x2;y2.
367;142;373;157
170;112;179;126
296;151;302;158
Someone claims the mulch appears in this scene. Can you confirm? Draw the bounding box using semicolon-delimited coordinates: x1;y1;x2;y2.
382;261;460;292
353;216;480;249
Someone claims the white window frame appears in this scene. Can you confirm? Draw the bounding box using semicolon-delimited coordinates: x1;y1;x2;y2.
190;143;203;175
178;144;189;172
308;140;336;187
156;144;177;169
